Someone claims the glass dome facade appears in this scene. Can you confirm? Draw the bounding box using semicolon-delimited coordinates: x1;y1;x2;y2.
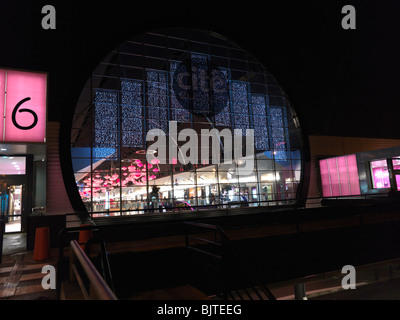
70;28;304;217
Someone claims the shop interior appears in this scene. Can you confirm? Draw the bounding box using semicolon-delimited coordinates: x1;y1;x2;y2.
0;144;46;233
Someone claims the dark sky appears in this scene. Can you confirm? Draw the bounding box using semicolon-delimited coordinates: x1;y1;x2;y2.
0;0;399;139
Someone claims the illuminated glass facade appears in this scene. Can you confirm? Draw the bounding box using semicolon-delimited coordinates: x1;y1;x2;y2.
319;155;361;197
70;29;304;217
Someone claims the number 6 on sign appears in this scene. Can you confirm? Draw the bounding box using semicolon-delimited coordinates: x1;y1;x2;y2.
1;70;47;142
12;97;39;130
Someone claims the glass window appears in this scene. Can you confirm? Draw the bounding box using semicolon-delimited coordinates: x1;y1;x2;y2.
370;159;390;189
392;157;400;170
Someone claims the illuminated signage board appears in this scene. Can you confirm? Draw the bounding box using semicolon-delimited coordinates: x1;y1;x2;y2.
0;69;47;143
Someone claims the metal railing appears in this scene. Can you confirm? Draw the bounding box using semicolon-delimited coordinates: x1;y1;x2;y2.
183;220;276;300
81;192;396;219
84;237;115;294
87;198;298;219
68;239;117;300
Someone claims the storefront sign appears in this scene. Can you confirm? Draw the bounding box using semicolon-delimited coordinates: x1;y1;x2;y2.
0;69;47;142
172;54;229;116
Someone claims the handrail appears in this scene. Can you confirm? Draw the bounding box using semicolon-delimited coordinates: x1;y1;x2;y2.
183;221;276;300
183;221;220;230
64;191;400;224
77;193;396;219
86;198;298;218
84;238;115;293
69;240;117;300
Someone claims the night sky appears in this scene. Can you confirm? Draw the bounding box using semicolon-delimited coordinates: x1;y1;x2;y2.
0;0;399;139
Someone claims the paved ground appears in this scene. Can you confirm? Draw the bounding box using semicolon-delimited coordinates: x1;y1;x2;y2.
0;233;57;300
269;257;400;300
311;278;400;300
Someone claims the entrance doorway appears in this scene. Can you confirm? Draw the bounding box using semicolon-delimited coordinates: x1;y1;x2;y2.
0;155;29;233
0;144;45;235
4;185;23;233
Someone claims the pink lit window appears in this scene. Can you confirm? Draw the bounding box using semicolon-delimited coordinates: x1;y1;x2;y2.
319;158;331;197
319;154;360;197
370;159;390;189
347;154;361;195
396;175;400;192
392;157;400;191
392;157;400;170
328;157;340;196
337;156;350;196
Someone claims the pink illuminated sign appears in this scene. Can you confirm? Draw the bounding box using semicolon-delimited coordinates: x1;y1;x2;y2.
319;154;361;197
1;69;47;142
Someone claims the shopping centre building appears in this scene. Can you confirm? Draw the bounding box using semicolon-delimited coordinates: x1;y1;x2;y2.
67;29;305;218
1;28;400;237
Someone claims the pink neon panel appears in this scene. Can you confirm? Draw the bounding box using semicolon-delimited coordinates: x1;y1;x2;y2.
328;158;340;196
320;154;361;198
0;70;5;140
346;154;361;195
4;70;47;142
319;159;331;197
337;156;350;196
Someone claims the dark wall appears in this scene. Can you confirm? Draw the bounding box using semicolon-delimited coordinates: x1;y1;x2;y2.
0;1;398;139
33;160;46;207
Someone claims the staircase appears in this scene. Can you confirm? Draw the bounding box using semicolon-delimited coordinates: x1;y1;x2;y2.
183;221;276;300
